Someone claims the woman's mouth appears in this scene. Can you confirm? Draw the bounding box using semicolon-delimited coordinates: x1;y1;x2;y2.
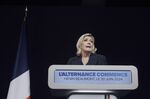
86;46;91;48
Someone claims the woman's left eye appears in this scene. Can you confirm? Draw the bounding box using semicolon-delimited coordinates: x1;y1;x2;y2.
84;39;87;41
90;40;93;43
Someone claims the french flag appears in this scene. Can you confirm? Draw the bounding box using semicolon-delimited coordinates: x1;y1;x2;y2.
7;12;30;99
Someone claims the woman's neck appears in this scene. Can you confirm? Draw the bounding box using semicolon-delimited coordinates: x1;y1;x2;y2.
81;52;91;65
81;51;91;57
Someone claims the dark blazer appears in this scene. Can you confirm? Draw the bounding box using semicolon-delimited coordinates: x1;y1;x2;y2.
67;53;107;65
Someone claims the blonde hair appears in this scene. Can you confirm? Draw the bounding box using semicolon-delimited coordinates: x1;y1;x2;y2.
76;33;97;56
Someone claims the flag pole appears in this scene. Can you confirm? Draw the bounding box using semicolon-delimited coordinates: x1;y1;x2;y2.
24;6;28;21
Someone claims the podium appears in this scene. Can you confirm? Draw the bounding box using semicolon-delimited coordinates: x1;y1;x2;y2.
48;65;138;99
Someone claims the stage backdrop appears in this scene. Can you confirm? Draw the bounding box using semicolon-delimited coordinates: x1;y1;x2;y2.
0;6;149;99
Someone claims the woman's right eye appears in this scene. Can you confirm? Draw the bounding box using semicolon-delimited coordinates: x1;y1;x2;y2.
83;39;87;41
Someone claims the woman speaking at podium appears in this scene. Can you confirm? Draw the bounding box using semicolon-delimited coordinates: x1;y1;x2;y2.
67;33;107;65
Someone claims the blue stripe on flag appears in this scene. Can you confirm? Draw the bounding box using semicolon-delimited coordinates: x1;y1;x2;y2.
12;20;28;80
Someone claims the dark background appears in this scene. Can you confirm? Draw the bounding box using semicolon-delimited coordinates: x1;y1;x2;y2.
0;1;150;99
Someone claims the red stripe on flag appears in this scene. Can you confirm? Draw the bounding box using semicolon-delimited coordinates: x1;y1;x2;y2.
107;95;110;99
26;96;30;99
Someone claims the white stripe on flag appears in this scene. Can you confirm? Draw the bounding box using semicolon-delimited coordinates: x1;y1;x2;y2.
7;70;30;99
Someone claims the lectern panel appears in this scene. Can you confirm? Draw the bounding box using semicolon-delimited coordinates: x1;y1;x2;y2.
48;65;138;90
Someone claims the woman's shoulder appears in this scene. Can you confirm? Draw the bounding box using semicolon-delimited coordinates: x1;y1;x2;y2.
67;56;80;64
92;53;106;58
92;53;107;65
68;56;79;61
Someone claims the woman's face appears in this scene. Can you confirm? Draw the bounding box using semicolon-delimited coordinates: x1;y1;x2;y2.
81;36;94;53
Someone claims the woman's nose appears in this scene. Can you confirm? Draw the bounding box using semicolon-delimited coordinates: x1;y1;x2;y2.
87;42;91;45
